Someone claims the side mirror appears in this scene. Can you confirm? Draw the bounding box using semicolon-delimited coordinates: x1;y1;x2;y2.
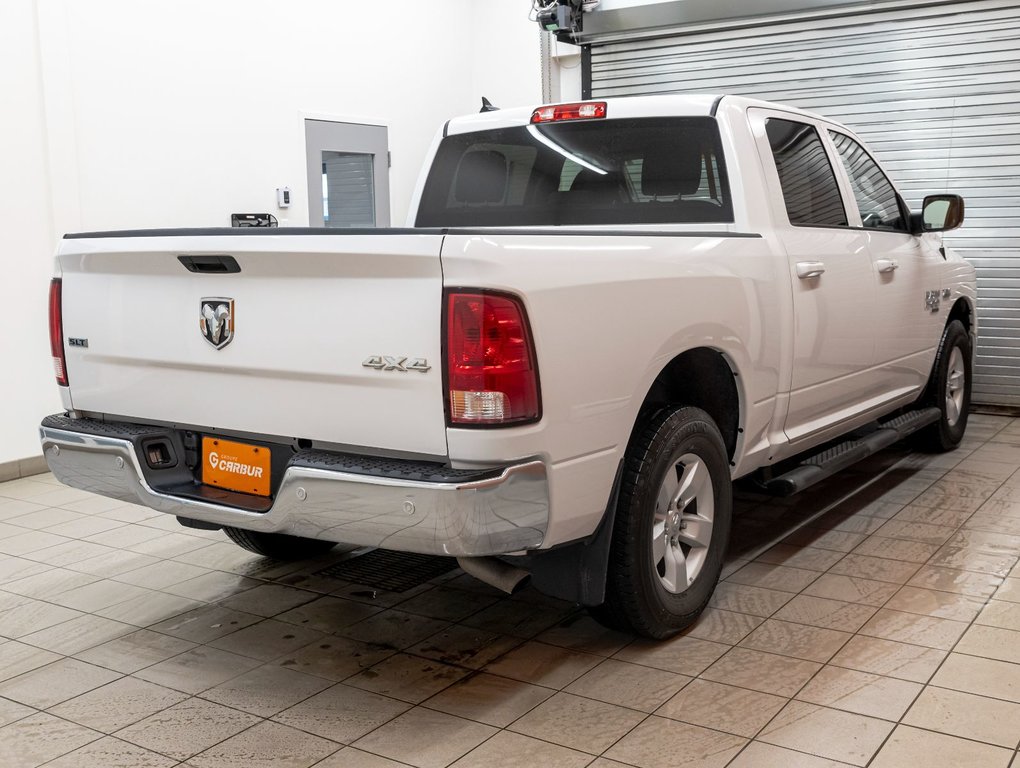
917;194;965;233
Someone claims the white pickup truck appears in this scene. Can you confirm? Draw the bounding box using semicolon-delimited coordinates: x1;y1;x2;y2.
41;95;975;638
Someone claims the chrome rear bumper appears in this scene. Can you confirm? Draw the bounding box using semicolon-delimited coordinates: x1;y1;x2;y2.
39;420;549;557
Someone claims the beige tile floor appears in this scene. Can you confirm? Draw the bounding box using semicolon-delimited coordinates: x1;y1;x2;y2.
2;412;1020;767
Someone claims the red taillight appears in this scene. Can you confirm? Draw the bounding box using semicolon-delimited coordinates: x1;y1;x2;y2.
530;101;607;124
49;278;68;386
446;291;540;426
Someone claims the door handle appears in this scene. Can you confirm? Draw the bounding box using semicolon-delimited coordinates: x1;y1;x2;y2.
876;259;899;273
796;261;826;279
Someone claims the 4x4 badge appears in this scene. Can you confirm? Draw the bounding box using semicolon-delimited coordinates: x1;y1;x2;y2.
200;298;234;349
363;356;431;373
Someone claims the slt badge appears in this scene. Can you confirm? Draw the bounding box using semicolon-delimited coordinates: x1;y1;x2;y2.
200;297;234;349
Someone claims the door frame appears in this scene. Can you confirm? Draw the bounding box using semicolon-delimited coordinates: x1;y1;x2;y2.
304;118;390;227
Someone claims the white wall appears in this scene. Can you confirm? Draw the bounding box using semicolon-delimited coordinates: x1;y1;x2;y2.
470;2;546;112
553;40;584;102
0;0;542;466
0;0;62;466
39;0;543;233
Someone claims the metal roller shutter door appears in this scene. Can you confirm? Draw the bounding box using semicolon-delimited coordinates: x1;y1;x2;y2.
589;0;1020;406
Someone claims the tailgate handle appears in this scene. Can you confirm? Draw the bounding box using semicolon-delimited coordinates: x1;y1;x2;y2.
178;255;241;274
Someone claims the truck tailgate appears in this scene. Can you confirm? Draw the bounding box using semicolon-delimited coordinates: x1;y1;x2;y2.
57;232;448;457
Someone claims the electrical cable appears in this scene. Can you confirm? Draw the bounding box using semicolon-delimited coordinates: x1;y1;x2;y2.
529;0;558;22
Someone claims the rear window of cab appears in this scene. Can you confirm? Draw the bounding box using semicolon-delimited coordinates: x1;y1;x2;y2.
415;117;733;227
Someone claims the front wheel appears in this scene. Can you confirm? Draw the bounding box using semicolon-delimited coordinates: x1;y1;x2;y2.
915;320;972;452
594;406;733;639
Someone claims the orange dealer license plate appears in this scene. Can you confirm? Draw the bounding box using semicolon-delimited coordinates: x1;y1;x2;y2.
202;436;271;497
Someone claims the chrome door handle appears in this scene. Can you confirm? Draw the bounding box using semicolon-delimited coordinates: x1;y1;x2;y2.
796;261;826;279
876;259;899;273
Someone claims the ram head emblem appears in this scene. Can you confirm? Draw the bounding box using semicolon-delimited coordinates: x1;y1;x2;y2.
199;298;234;349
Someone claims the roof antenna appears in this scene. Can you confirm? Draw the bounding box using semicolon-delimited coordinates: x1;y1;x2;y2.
480;97;499;113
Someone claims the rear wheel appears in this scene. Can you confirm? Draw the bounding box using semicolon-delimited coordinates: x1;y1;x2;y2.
223;527;336;560
915;320;971;452
593;406;733;639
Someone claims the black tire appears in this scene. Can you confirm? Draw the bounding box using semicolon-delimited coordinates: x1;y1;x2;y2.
223;527;336;560
593;406;733;639
915;320;972;452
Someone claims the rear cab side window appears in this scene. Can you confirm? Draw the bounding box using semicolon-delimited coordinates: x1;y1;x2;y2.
828;131;908;232
765;118;848;228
